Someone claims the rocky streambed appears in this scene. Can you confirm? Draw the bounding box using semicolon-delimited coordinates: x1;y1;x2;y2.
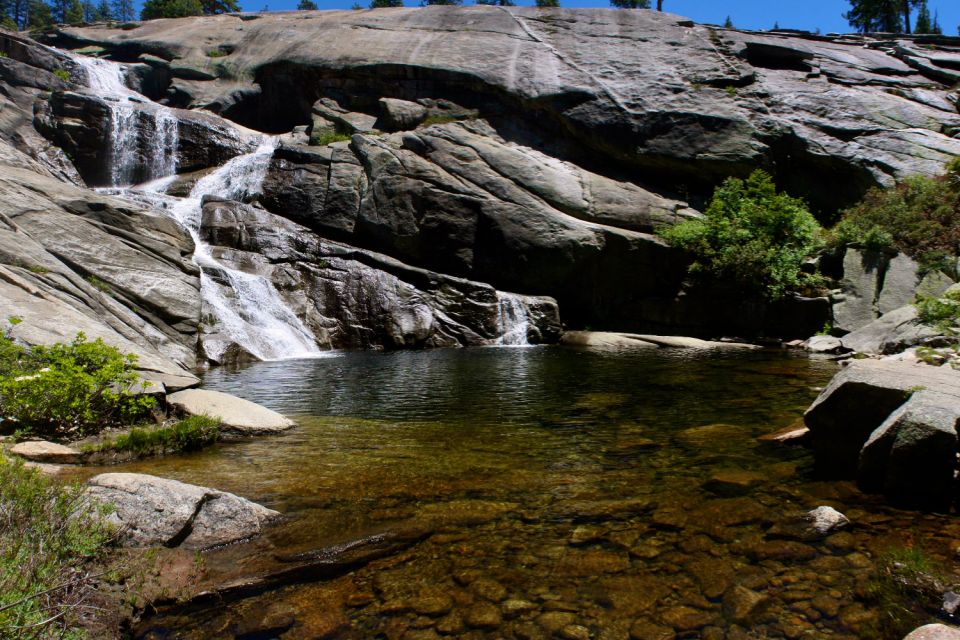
47;347;960;640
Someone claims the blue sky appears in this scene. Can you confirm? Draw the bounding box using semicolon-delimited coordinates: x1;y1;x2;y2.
243;0;959;36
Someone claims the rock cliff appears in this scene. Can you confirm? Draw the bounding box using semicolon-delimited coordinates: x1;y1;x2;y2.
1;10;960;368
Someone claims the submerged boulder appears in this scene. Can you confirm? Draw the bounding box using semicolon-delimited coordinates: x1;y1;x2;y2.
85;473;279;549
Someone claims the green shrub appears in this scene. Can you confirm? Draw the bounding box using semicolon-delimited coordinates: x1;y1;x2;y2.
833;165;960;276
915;288;960;334
420;113;461;127
310;130;352;146
205;48;226;58
0;455;114;638
52;68;70;82
0;324;154;439
88;415;220;456
862;544;947;639
659;169;825;301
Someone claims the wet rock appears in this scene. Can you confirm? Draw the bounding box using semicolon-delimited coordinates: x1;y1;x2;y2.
675;424;745;450
85;472;278;549
810;594;841;618
569;525;608;545
685;558;738;600
9;440;81;464
628;619;674;640
556;549;630;577
464;601;502;629
410;591;453;617
596;575;671;615
746;540;817;562
538;612;577;633
470;578;507;602
832;248;885;334
436;612;465;635
561;624;591;640
722;586;770;625
502;599;538;618
166;389;295;436
842;305;943;356
767;506;850;541
904;624;960;640
702;470;765;496
659;605;714;632
757;422;810;444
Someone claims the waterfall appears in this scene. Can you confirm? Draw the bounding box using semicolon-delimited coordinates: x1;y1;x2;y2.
74;55;178;186
78;54;322;362
496;292;532;346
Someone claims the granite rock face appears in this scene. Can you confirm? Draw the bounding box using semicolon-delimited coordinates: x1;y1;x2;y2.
47;9;960;215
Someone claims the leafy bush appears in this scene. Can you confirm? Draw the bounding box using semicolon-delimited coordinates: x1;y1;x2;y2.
863;544;947;640
659;170;825;301
86;415;220;457
0;322;154;439
53;69;70;82
832;163;960;276
0;456;114;638
915;288;960;334
310;130;352;146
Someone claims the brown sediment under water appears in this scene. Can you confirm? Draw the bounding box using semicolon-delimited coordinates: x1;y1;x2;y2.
81;347;960;638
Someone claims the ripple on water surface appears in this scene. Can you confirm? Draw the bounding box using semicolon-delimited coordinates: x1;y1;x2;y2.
115;348;955;639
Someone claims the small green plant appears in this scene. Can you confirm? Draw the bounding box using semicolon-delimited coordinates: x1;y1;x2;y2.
915;288;960;334
311;130;352;146
52;68;70;82
659;169;826;301
26;264;49;274
0;326;155;439
0;455;114;637
724;85;738;97
906;385;927;393
205;48;227;58
0;51;8;59
86;415;220;456
420;114;461;127
862;544;948;640
86;274;110;292
815;321;833;336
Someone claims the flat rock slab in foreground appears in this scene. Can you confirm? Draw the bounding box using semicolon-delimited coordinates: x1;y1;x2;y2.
904;624;960;640
561;331;758;350
166;389;295;436
86;473;279;550
804;360;960;508
9;440;81;464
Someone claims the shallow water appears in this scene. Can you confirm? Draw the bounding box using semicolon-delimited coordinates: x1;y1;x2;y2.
86;347;960;639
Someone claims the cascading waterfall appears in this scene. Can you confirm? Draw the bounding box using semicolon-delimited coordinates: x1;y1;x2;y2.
74;55;178;186
77;54;323;361
496;292;532;346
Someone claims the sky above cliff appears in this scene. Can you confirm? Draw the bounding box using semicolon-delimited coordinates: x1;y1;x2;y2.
238;0;959;36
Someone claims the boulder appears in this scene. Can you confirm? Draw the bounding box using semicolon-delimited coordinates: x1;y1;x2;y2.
832;248;886;334
805;360;960;506
877;253;920;316
311;98;377;134
766;506;850;541
166;389;295;436
85;473;278;549
859;390;960;510
841;305;943;355
903;624;960;640
9;440;82;464
805;335;845;354
379;97;428;131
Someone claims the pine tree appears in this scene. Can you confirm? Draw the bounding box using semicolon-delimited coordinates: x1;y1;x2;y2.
140;0;201;19
64;0;83;22
477;0;514;5
200;0;238;13
913;0;931;33
610;0;649;8
421;0;462;5
535;0;558;6
931;10;941;34
111;0;132;20
27;0;52;28
844;0;902;33
296;0;316;8
369;0;402;6
723;15;733;28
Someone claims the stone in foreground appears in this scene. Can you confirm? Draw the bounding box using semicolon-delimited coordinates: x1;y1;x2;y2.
9;440;81;464
86;473;279;550
561;331;757;350
166;389;295;435
903;624;960;640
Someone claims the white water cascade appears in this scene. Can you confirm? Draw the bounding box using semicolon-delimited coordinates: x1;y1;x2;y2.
77;54;323;361
495;293;533;346
74;56;178;186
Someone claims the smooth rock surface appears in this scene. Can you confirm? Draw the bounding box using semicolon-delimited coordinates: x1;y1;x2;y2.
841;305;944;355
85;473;278;549
166;389;295;435
903;624;960;640
9;440;81;464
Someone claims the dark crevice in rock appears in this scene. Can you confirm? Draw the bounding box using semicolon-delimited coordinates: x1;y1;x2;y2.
165;493;215;549
741;42;815;72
